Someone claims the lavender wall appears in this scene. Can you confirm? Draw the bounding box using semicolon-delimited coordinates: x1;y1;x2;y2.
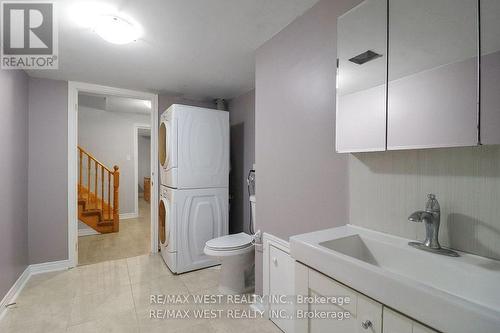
28;78;68;264
254;0;360;293
0;70;29;300
228;90;255;234
255;0;359;239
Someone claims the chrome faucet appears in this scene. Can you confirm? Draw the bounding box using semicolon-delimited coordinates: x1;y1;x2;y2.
408;194;459;257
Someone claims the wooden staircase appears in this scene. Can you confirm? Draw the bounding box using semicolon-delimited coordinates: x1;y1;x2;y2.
78;146;120;234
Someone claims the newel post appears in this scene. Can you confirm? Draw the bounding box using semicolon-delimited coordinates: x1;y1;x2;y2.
113;165;120;232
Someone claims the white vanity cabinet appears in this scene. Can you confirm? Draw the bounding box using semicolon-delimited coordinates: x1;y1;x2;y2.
295;263;382;333
295;262;440;333
383;308;438;333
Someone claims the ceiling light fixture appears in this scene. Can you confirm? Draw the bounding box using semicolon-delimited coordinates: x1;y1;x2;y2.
69;3;142;45
93;15;140;45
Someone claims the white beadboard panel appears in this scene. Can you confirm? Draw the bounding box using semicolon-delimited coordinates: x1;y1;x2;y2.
349;146;500;260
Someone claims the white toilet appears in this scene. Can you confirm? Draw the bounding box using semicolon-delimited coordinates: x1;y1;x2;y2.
204;195;256;294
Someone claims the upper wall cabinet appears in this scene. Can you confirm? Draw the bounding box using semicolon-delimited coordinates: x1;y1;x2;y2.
480;0;500;144
387;0;479;150
336;0;387;153
335;0;500;152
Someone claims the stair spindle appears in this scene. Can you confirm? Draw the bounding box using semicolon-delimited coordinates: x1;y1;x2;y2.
94;160;98;208
101;165;104;213
108;172;111;220
113;166;120;232
87;157;91;202
79;149;82;194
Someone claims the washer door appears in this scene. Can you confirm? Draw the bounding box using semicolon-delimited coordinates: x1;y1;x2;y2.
158;197;170;248
158;121;170;169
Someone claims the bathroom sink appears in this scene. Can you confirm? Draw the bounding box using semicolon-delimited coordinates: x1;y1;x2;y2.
290;225;500;333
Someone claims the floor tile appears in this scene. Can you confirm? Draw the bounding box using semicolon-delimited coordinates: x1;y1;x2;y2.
179;266;221;293
66;309;139;333
69;285;135;326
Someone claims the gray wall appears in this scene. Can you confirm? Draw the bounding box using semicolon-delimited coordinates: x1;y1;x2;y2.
28;78;68;264
255;0;359;293
0;70;29;300
350;146;500;261
78;106;150;215
228;90;255;234
138;135;151;192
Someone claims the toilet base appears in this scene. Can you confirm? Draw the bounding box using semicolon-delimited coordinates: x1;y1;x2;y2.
217;250;255;294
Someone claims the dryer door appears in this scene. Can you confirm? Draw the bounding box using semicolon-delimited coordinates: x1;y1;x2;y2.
158;197;171;250
159;119;177;171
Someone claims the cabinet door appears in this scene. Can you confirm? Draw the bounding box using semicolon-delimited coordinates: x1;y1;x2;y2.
383;307;439;333
306;268;382;333
383;308;413;333
387;0;478;150
480;0;500;144
336;0;387;152
269;246;295;333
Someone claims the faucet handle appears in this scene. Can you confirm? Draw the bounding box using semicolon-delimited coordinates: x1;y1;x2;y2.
425;194;440;212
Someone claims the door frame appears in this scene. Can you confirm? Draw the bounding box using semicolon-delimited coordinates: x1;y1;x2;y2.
134;123;152;218
68;81;159;267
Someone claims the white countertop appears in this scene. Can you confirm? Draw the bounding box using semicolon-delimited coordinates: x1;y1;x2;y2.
290;224;500;333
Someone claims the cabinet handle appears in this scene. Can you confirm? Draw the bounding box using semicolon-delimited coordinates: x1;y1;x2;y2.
272;257;278;265
361;320;373;329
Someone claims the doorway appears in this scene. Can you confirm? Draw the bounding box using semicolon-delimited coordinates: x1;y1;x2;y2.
68;82;158;267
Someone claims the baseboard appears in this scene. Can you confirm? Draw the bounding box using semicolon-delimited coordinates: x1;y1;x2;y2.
120;212;139;219
29;259;71;275
0;266;30;320
0;259;71;321
78;228;99;237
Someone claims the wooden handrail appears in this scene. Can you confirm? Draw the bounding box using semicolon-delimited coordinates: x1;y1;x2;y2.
78;146;114;173
78;145;119;232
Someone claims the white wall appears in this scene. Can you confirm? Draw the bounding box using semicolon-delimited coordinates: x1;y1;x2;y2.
138;135;151;192
78;106;150;215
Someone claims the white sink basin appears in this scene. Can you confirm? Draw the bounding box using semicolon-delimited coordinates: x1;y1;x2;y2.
290;225;500;333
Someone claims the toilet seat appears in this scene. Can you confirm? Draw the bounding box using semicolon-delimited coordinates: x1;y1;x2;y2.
206;232;253;251
204;233;254;257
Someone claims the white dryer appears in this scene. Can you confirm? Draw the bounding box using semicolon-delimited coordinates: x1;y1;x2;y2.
159;104;229;188
159;185;228;274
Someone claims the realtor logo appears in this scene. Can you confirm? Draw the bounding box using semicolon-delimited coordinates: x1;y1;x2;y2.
1;1;58;69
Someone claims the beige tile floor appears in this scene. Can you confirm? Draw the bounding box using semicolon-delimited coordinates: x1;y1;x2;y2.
0;254;283;333
78;198;151;266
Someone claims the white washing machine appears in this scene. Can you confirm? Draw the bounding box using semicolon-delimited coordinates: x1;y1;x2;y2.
159;185;228;274
159;104;229;188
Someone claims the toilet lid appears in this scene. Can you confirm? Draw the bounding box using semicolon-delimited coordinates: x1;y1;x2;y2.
206;233;253;251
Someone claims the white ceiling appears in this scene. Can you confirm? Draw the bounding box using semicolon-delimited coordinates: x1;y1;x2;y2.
27;0;319;99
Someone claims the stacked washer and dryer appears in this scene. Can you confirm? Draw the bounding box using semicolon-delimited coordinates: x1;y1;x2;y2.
158;104;229;274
